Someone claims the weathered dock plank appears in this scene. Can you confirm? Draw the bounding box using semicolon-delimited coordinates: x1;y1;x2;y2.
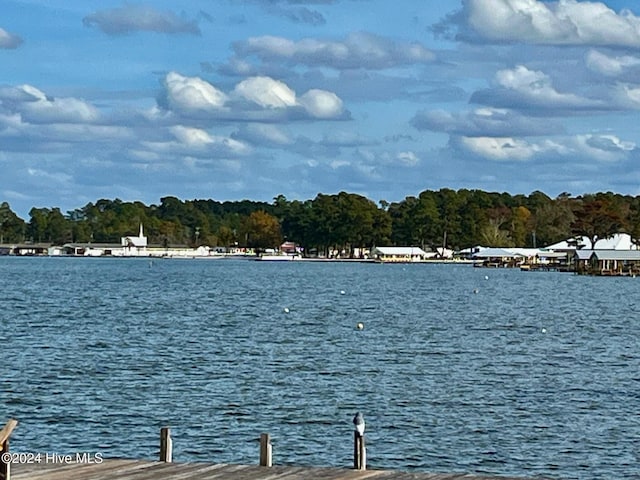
11;460;550;480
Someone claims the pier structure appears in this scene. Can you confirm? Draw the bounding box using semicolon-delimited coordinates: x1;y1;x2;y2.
1;419;551;480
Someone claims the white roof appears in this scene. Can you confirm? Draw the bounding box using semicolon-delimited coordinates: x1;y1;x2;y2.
546;233;637;250
472;248;524;258
373;246;428;256
591;250;640;261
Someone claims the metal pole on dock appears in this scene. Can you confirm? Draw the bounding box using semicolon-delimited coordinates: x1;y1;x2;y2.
259;433;272;467
352;413;366;470
160;427;173;462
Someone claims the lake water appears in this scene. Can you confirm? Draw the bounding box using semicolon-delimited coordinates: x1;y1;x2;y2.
1;257;638;479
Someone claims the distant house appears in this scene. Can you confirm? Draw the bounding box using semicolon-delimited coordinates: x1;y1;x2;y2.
121;224;148;255
371;246;431;263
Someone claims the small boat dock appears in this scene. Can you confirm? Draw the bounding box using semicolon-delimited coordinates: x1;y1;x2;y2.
11;459;549;480
1;421;552;480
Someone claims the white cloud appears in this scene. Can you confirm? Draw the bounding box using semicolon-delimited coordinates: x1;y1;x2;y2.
170;126;215;147
0;27;23;49
235;32;434;69
233;76;345;119
411;107;563;136
459;132;636;163
396;151;419;166
234;124;293;146
576;133;636;161
298;89;343;118
0;84;99;124
459;136;562;161
612;84;640;108
460;0;640;47
586;50;640;76
83;5;200;36
163;72;227;113
234;76;296;108
142;125;248;157
491;65;600;108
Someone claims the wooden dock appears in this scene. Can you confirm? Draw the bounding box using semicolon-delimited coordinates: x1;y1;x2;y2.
2;420;552;480
11;459;548;480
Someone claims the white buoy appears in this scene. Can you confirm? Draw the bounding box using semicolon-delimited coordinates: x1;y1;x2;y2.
473;288;479;294
484;275;489;280
340;290;346;295
541;328;547;334
283;307;290;313
356;322;364;330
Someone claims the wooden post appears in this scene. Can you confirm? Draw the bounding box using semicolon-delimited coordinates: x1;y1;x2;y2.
0;419;18;480
353;431;366;470
160;427;173;462
259;433;272;467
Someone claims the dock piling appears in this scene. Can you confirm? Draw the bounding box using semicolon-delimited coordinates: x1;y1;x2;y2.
352;412;366;470
353;431;366;470
259;433;272;467
160;427;173;462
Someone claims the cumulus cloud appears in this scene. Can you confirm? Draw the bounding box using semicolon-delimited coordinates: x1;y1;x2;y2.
170;126;249;154
458;136;548;161
234;76;297;108
436;0;640;47
232;76;345;118
298;89;343;118
158;72;346;120
233;32;435;69
0;84;99;124
0;27;23;49
411;107;564;136
457;132;635;163
471;65;602;111
586;49;640;76
83;5;200;35
161;72;227;113
142;126;250;157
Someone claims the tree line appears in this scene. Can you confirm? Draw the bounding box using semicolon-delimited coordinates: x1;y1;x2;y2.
1;189;638;255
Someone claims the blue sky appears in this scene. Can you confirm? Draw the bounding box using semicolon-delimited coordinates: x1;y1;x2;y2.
2;0;640;219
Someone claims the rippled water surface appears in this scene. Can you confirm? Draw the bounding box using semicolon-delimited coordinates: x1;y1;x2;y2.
1;257;639;479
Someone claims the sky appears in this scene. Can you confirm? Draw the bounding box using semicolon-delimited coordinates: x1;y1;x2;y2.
2;0;640;219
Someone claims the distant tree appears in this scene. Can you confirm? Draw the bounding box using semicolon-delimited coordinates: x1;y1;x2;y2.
0;202;25;243
242;211;282;249
510;206;531;246
480;207;513;247
570;194;627;249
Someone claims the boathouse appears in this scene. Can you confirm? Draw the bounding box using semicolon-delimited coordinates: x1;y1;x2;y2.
471;247;524;267
577;250;640;276
371;246;430;262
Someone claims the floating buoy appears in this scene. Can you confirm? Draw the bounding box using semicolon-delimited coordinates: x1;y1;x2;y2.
473;288;479;294
340;290;346;295
356;322;364;330
484;275;489;280
541;328;547;334
283;307;290;313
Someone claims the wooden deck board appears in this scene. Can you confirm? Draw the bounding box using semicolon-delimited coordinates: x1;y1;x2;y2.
11;459;551;480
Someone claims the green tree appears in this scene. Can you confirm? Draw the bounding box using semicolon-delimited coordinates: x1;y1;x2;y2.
0;202;26;243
